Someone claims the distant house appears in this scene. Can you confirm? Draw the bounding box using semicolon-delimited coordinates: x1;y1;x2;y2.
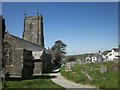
102;50;111;56
118;45;120;57
85;47;119;63
91;56;97;62
85;51;106;63
106;48;118;61
85;55;92;63
91;52;105;62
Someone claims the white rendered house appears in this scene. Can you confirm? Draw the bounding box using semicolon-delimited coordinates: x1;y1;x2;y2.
106;48;118;61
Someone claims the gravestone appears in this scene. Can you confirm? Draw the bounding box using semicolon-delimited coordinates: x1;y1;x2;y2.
111;64;118;71
65;63;72;71
100;66;107;73
76;59;82;64
81;70;94;82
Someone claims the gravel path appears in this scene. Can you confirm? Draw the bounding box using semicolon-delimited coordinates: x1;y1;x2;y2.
49;69;98;90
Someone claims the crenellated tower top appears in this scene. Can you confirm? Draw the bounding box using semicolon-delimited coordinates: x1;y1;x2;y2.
22;11;44;47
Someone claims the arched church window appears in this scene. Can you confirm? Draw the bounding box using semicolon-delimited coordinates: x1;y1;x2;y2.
29;23;33;29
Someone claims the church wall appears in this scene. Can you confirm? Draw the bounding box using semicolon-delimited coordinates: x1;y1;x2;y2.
12;49;23;77
42;53;51;73
22;49;34;78
32;51;44;75
3;41;23;77
3;34;28;77
33;62;42;75
3;33;42;77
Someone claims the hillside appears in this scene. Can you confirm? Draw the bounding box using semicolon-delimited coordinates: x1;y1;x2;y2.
65;53;94;60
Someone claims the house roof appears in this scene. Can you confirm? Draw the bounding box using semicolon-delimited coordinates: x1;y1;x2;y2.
92;53;103;58
112;48;119;52
102;50;111;55
4;32;45;51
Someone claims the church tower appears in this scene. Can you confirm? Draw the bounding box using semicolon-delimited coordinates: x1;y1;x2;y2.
22;11;44;47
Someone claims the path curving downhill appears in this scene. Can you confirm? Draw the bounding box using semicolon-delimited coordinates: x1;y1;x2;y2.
49;69;99;90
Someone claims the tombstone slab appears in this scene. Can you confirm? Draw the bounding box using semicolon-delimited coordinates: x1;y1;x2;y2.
111;64;118;71
100;66;107;73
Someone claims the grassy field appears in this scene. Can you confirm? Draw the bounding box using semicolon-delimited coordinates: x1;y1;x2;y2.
2;74;65;90
0;81;2;90
60;61;119;89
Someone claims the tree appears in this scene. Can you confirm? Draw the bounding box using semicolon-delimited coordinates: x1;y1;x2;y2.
51;40;67;66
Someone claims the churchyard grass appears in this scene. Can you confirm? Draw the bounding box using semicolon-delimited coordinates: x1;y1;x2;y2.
60;61;118;89
0;81;2;89
3;74;65;89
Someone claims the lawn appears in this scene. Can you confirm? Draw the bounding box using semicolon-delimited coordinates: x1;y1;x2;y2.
2;74;65;90
60;61;119;89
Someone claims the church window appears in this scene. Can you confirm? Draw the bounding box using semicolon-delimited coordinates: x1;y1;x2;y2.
29;23;33;29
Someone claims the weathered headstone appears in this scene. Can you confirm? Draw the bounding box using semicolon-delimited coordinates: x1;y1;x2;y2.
111;64;118;71
76;59;82;64
100;66;107;73
65;63;72;71
81;70;93;82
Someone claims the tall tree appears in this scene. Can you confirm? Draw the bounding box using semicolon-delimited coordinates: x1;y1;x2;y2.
51;40;67;66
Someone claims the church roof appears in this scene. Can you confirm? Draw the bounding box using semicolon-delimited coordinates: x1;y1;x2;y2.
4;32;45;51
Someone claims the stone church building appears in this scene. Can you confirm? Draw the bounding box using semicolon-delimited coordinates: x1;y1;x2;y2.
1;12;51;78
